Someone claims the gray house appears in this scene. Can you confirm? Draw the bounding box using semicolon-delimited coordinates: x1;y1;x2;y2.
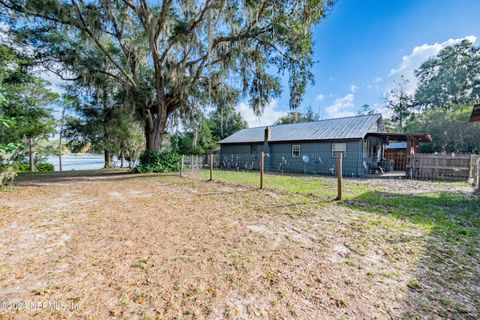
218;114;431;177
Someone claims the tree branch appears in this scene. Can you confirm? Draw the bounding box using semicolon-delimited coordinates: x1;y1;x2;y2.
154;0;172;43
0;0;116;36
190;25;272;85
159;0;214;64
70;0;136;88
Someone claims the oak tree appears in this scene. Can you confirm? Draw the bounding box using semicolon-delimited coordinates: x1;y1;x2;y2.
1;0;333;151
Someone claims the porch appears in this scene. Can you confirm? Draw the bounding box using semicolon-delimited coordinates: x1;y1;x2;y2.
363;132;432;177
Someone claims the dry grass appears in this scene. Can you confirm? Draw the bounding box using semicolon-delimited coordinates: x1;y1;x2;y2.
0;170;478;319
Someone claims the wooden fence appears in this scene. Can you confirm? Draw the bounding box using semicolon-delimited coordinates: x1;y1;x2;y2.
407;153;479;182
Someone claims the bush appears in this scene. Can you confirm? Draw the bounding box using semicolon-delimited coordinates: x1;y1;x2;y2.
134;150;181;173
0;162;54;172
35;163;54;172
0;166;16;186
14;163;30;172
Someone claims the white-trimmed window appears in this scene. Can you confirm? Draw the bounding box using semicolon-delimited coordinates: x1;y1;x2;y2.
292;145;300;157
332;143;346;157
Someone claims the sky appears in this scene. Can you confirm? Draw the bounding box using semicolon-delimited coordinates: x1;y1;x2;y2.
240;0;480;127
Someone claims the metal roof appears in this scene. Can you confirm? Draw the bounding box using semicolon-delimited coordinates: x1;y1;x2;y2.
220;114;383;144
366;132;432;142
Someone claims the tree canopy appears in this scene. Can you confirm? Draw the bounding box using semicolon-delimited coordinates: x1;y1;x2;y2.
385;75;414;132
0;43;58;169
1;0;334;151
385;40;480;153
274;106;319;125
405;104;480;153
414;40;480;109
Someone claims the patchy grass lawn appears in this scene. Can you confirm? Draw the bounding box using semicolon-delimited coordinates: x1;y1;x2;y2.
0;170;478;319
197;169;373;199
197;169;473;198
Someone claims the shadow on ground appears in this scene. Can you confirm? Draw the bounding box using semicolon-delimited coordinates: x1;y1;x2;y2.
346;191;480;319
15;169;181;186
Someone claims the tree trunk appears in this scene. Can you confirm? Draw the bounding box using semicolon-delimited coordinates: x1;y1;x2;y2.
143;40;170;152
104;150;113;168
58;148;63;172
120;149;125;168
102;87;115;167
28;138;35;172
145;108;168;151
58;105;66;172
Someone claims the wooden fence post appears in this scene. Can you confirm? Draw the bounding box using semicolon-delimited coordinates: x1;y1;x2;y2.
336;152;343;200
180;155;184;177
209;154;213;181
260;151;265;189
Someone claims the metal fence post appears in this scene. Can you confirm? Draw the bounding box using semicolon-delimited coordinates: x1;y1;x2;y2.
260;151;264;189
180;155;184;177
209;154;213;181
469;155;474;182
336;153;343;200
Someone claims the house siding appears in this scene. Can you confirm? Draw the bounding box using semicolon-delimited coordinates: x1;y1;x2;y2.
220;140;366;176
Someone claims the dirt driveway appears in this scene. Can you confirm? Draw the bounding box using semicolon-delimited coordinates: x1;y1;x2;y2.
0;171;478;319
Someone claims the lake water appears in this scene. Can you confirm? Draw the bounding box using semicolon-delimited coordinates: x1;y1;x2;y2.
47;155;126;171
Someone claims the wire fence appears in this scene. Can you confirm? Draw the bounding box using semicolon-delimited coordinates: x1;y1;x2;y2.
180;152;347;199
179;151;480;184
183;152;402;177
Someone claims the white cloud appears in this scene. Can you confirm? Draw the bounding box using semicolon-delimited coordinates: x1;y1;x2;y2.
315;94;325;101
325;93;356;118
236;99;287;127
389;35;477;93
350;85;358;93
366;77;383;91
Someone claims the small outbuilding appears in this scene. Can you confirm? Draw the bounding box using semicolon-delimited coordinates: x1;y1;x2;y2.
219;114;431;177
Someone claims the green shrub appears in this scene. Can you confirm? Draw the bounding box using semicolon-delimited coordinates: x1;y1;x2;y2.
14;163;29;172
35;163;54;172
134;150;181;173
0;166;16;186
0;162;54;172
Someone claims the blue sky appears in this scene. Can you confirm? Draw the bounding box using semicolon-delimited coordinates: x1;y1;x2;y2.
10;0;478;127
239;0;480;126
